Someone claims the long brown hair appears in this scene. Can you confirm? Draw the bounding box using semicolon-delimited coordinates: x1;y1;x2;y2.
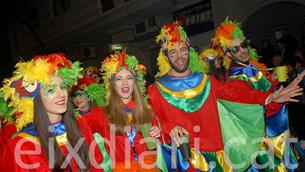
209;60;227;82
33;95;90;171
104;73;152;134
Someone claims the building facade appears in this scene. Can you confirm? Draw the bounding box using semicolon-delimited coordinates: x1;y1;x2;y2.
6;0;305;78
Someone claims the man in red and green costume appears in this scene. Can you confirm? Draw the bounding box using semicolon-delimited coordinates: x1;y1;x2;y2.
210;19;305;171
147;23;305;171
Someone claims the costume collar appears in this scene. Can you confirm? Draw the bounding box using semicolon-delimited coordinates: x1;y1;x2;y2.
156;72;211;112
22;120;66;137
229;63;260;78
80;109;91;115
123;100;135;122
229;63;271;91
157;72;203;91
123;99;135;111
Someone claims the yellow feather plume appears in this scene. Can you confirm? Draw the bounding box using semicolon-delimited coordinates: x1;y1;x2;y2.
200;48;222;61
15;98;34;131
223;56;232;70
1;58;64;131
156;50;171;77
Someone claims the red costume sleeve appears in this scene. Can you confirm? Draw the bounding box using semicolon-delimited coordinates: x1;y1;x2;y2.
224;77;282;117
76;117;104;171
0;123;17;158
147;86;179;144
210;76;270;105
0;123;16;141
80;107;108;134
0;119;104;172
0;137;51;172
265;77;283;117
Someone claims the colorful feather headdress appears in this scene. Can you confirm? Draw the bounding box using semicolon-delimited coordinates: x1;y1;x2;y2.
75;66;105;107
211;18;245;49
200;46;224;73
100;49;147;104
1;53;83;131
156;22;203;76
211;18;261;69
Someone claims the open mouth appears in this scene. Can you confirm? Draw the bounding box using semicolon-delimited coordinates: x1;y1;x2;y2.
175;58;185;67
121;87;130;93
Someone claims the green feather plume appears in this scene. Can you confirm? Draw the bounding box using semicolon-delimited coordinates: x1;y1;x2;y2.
189;48;203;73
249;47;260;60
125;55;139;70
0;91;14;120
85;83;106;107
59;61;83;86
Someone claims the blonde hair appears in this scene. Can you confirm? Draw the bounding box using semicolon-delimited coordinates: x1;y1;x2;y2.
104;73;152;134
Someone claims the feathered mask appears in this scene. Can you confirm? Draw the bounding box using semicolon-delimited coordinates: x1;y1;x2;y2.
100;50;147;104
155;22;203;76
211;18;245;49
211;18;260;69
1;53;82;131
75;66;105;107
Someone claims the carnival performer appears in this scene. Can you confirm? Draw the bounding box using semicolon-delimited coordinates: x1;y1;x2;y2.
71;66;111;172
72;66;105;121
209;18;305;171
0;53;103;171
89;49;161;171
200;46;227;82
147;23;305;171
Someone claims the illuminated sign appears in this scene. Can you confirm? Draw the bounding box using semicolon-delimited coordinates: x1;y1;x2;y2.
173;0;215;36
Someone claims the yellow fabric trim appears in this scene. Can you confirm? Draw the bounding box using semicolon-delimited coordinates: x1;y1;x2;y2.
229;71;263;82
216;151;233;172
18;132;68;146
274;162;288;172
189;149;233;172
156;74;207;99
18;132;41;145
127;112;133;122
56;133;68;146
190;149;209;171
261;132;288;159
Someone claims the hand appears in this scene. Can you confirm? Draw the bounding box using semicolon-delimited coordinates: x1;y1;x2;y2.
149;126;160;139
170;126;189;146
268;70;305;103
286;70;305;89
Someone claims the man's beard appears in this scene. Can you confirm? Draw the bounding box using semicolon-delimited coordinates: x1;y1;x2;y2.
232;52;250;64
168;57;190;73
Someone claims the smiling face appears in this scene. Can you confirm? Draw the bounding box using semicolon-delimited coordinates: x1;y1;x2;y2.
113;68;134;104
167;41;190;74
228;39;250;63
40;76;68;116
